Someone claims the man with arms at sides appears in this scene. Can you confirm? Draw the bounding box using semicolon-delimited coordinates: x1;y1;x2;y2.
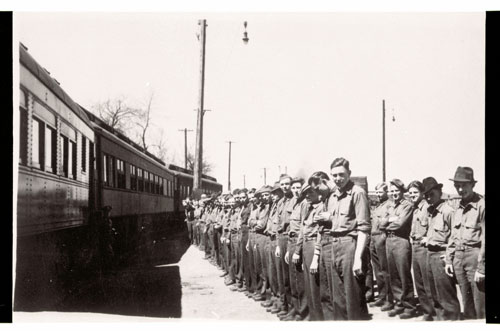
446;167;485;319
319;157;371;320
295;180;327;321
408;180;435;321
283;177;309;321
369;183;394;313
423;177;461;320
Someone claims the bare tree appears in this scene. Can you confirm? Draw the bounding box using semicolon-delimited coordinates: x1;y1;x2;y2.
186;151;213;175
91;97;139;132
149;129;170;163
134;91;154;151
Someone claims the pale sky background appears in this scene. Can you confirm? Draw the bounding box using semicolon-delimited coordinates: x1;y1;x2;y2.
15;12;485;194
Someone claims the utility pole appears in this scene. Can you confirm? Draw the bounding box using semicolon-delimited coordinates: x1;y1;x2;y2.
193;19;207;196
285;166;287;174
262;167;267;185
382;99;386;182
243;174;246;189
226;141;235;191
178;128;193;169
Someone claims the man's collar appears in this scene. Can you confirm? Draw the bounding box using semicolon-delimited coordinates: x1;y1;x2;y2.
460;192;480;210
333;180;354;197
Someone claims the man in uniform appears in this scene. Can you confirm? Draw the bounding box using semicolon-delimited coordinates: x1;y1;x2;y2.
382;179;417;319
446;167;485;319
408;180;435;321
423;177;461;320
369;183;394;312
275;174;294;318
236;189;252;293
228;189;242;289
184;197;196;245
283;177;309;321
319;157;371;320
252;185;272;301
246;189;260;297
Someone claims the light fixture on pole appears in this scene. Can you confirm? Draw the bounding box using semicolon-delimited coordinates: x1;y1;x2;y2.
242;21;249;44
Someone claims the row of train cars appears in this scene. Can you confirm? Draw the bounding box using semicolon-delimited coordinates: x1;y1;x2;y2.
15;43;222;308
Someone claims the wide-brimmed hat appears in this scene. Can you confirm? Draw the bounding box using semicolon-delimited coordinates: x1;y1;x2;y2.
422;177;443;194
255;185;272;196
270;182;282;194
389;179;406;192
449;166;477;183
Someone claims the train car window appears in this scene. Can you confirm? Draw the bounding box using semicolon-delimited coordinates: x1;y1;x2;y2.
32;117;43;169
19;90;28;165
109;156;116;187
161;178;165;196
138;168;144;191
44;125;56;174
81;136;87;173
130;164;137;191
71;141;77;179
156;175;160;194
116;159;126;189
60;134;69;177
144;170;149;193
103;154;108;185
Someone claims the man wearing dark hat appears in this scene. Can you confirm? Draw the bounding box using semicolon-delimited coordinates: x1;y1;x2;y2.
423;177;460;320
246;189;259;297
408;180;435;321
446;167;485;319
320;158;371;320
369;182;394;312
261;183;283;312
382;179;417;319
295;181;325;321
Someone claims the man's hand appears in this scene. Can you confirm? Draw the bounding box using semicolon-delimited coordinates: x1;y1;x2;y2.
421;237;428;246
445;264;454;277
246;240;250;252
353;256;363;278
310;255;319;274
285;251;289;264
275;246;281;258
313;212;330;223
474;270;485;283
292;253;300;265
220;237;225;244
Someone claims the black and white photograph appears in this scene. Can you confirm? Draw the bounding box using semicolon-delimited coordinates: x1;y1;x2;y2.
10;3;493;325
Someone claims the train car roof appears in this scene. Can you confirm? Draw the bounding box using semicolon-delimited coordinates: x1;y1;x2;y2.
167;164;218;182
94;126;174;176
19;43;93;128
167;167;220;185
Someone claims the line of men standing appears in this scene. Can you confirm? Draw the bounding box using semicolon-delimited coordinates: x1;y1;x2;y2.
183;158;485;321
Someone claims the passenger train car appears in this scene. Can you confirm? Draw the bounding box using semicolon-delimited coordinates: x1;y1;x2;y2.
15;43;222;307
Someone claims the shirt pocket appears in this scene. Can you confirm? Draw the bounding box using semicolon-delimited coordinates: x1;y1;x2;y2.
462;210;481;243
432;213;447;232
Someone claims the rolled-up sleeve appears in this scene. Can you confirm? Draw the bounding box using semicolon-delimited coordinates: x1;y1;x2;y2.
353;189;371;233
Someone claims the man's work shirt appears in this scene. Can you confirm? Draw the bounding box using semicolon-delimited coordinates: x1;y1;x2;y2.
229;206;241;233
446;193;485;273
291;199;309;255
267;201;280;236
410;199;430;241
325;180;371;236
295;202;323;254
383;198;414;238
371;199;390;236
277;195;294;234
248;203;259;231
254;204;270;234
237;203;252;229
426;200;454;249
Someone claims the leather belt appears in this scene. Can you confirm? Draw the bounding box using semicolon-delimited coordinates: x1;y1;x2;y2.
427;244;446;252
455;243;481;251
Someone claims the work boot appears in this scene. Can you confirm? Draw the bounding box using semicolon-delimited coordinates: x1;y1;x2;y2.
261;301;273;308
399;310;416;319
369;299;385;308
387;307;404;317
225;279;236;286
380;302;394;312
219;271;228;277
270;307;282;314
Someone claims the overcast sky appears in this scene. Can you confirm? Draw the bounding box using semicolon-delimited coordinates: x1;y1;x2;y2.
15;12;485;194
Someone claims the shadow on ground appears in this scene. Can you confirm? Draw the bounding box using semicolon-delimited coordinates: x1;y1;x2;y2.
14;226;190;318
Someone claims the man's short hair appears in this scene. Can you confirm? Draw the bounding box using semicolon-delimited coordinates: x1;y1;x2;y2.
308;171;330;186
232;188;241;195
407;180;424;192
240;188;248;194
249;188;256;194
291;177;305;186
375;182;388;191
279;174;292;182
330;157;350;171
